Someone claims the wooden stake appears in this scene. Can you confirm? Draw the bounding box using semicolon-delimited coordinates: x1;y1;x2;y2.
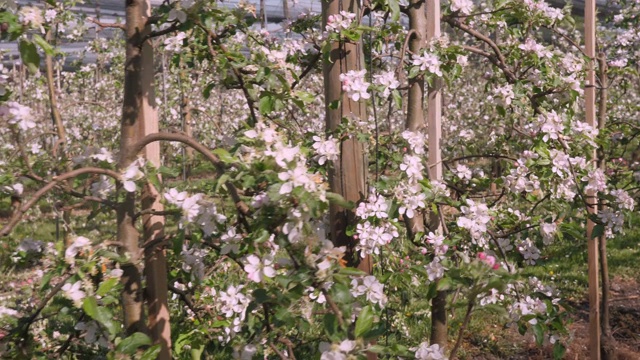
426;0;447;349
584;0;600;358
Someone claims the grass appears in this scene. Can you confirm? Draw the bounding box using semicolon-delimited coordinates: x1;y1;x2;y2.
522;218;640;300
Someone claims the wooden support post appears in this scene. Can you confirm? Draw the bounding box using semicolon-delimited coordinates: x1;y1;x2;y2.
426;0;446;350
584;0;601;358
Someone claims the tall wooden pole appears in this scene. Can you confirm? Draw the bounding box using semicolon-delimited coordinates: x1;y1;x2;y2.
584;0;600;358
426;0;446;349
405;0;427;240
322;0;369;273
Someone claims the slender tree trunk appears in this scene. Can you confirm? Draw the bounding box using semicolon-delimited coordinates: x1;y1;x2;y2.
44;28;73;246
596;53;614;360
181;96;194;179
584;1;601;359
283;0;290;22
118;0;152;337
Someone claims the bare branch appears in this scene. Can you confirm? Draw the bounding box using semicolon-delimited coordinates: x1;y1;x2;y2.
87;17;125;31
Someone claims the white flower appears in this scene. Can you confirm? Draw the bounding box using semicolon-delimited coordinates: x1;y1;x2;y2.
400;154;425;182
0;306;19;318
65;236;92;262
412;52;442;76
62;281;86;307
121;159;145;192
415;342;447;360
164;188;189;206
312;135;340;165
3;102;36;131
244;255;276;283
450;0;474;15
373;71;399;97
402;130;426;155
325;11;357;33
164;32;187;52
455;164;472;181
351;275;387;307
19;6;44;32
339;69;370;102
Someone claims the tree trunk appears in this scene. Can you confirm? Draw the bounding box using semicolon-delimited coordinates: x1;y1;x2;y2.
597;53;615;360
44;28;73;247
584;1;601;359
118;0;153;337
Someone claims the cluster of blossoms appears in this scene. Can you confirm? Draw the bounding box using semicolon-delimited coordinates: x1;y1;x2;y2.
519;38;553;59
121;158;146;192
355;191;399;256
182;244;207;280
456;199;491;247
494;84;515;106
350;275;387;307
503;159;541;193
325;11;357;33
164;188;227;235
2;101;36;131
164;31;187;52
450;0;474;15
18;6;45;32
522;0;564;21
517;238;541;265
312;135;340;165
339;69;371;102
414;342;447;360
319;340;357;360
212;285;252;343
412;51;442;76
372;71;400;97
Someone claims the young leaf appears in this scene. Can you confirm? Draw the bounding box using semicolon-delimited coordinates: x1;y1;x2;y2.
355;305;374;338
116;332;152;355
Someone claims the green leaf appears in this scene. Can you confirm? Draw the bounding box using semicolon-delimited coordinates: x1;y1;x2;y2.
19;40;40;73
32;34;54;56
331;283;352;304
326;192;355;209
97;277;119;297
355;305;374;338
83;297;119;336
253;288;269;304
323;313;338;337
532;322;544;346
203;82;215;99
116;332;152;355
212;148;235;163
140;345;162;360
388;0;400;21
338;267;365;276
259;93;275;115
590;224;605;239
552;342;566;360
83;297;99;319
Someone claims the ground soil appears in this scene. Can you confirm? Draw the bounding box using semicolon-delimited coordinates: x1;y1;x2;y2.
465;277;640;359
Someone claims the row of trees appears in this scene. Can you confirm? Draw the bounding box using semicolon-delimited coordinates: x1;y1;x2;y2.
1;0;639;359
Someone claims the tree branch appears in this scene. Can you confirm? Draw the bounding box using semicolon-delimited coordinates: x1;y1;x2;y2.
87;17;125;31
0;168;121;236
